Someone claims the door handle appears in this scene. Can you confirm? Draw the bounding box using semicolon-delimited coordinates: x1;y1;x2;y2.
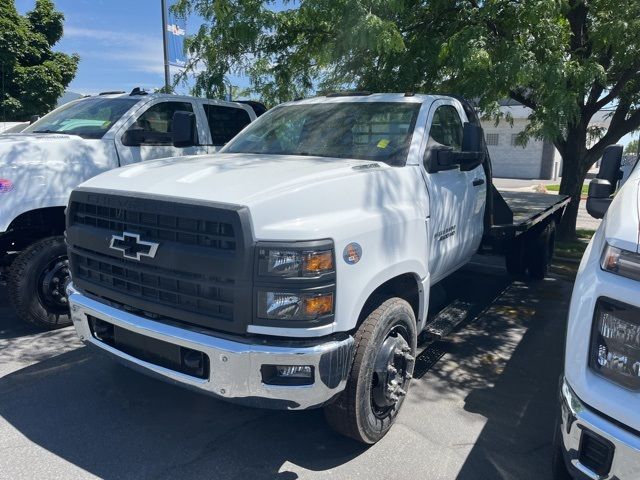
472;178;485;187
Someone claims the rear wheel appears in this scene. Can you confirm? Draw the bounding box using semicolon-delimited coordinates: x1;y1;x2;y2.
8;236;72;329
324;297;417;444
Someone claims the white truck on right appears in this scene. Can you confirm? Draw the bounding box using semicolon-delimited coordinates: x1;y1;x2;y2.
554;145;640;479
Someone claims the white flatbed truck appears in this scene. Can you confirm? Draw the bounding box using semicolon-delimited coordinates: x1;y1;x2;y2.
64;93;569;443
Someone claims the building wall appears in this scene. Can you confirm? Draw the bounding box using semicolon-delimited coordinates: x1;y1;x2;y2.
481;118;550;179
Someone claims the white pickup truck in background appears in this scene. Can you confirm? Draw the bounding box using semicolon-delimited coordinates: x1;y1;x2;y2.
0;89;262;329
65;93;570;443
554;146;640;479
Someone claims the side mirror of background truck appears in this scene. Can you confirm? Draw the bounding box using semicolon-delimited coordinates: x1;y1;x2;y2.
172;111;198;148
586;145;623;219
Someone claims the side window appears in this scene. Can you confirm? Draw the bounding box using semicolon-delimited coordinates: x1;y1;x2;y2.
429;105;463;151
203;104;252;146
124;101;193;146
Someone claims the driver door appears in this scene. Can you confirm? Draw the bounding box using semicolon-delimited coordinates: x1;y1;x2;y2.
422;101;476;282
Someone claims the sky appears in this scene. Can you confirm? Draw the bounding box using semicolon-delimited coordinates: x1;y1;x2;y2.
16;0;205;95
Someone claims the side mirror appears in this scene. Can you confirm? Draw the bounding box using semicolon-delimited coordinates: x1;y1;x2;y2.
586;145;623;219
462;122;483;153
172;111;197;148
425;145;456;173
121;129;146;147
30;115;40;125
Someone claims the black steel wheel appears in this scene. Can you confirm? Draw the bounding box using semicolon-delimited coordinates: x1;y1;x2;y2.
8;236;72;329
324;297;417;444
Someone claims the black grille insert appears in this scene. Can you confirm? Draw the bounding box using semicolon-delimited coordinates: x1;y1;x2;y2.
67;190;254;334
88;316;209;379
73;250;235;321
578;429;614;476
72;201;237;251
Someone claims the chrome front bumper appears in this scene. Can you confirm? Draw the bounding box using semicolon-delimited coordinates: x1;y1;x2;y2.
67;284;354;410
559;378;640;479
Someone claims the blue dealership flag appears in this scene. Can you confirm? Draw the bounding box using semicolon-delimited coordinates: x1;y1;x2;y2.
165;0;187;67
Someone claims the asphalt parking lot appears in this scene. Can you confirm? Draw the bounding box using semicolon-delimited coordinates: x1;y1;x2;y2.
0;258;574;480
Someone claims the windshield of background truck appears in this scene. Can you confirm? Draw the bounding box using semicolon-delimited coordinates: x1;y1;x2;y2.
223;102;421;165
23;97;139;139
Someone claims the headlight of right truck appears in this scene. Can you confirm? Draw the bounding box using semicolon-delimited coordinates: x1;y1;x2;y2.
590;298;640;390
601;243;640;281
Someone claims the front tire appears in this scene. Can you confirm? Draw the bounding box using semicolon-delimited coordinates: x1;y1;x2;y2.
324;297;417;444
8;236;72;330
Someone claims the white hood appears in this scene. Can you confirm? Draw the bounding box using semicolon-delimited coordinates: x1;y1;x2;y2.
81;153;381;206
79;153;426;240
0;133;117;231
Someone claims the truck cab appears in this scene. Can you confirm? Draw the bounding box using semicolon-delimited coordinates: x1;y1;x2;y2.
554;147;640;479
64;93;567;443
0;89;260;329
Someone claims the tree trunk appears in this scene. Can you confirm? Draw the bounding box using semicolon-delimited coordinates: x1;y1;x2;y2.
557;148;590;242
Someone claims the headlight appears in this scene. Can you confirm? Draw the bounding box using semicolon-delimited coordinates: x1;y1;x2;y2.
257;243;334;278
257;291;334;320
601;244;640;281
590;298;640;390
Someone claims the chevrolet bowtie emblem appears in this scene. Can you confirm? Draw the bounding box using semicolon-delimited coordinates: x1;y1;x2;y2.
109;232;159;261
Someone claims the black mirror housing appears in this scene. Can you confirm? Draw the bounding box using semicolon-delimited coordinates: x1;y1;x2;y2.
462;122;483;153
588;178;614;199
585;145;624;219
597;145;623;186
586;195;612;219
586;178;614;219
172;111;198;148
121;129;146;147
29;115;40;125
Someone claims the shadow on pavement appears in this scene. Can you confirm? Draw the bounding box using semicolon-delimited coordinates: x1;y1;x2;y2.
0;347;367;479
454;274;572;479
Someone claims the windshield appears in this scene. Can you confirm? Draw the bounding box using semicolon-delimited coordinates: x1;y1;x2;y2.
223;102;421;165
24;97;139;139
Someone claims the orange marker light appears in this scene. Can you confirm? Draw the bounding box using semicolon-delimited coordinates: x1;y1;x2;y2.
304;294;334;317
303;251;334;274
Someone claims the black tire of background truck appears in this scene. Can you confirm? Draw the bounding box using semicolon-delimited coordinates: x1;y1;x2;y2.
505;237;527;276
551;415;573;480
324;297;417;444
527;223;555;281
7;236;72;330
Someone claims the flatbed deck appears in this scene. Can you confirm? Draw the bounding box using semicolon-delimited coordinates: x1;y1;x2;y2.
489;191;571;236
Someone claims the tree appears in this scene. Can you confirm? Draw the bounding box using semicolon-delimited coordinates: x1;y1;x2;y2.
0;0;79;120
176;0;640;240
625;138;639;155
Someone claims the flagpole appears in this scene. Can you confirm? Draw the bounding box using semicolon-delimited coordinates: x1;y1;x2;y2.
161;0;171;91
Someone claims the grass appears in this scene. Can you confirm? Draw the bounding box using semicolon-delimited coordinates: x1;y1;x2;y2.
546;184;589;195
555;228;596;260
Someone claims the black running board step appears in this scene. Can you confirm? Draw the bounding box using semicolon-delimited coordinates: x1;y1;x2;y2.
423;299;474;340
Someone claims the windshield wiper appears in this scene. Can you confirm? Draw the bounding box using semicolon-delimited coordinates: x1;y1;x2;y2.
32;129;80;137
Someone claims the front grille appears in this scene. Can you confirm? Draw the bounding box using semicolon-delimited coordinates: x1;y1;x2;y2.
72;249;234;321
72;200;237;252
67;189;253;334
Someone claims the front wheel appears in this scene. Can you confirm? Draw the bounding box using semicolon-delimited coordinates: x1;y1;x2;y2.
8;236;72;329
324;297;417;444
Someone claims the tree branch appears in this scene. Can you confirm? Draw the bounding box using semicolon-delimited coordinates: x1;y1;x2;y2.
509;89;537;110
